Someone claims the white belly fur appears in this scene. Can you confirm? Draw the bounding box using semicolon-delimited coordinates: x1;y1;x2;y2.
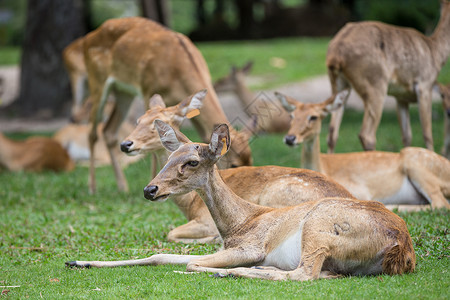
260;227;303;271
378;177;428;205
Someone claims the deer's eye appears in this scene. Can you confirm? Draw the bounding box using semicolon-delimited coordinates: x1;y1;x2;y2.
309;115;318;122
186;161;199;167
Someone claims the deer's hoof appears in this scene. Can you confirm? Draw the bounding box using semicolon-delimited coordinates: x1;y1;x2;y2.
65;261;91;268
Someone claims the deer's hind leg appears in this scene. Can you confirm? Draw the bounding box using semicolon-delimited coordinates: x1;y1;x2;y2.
102;90;134;192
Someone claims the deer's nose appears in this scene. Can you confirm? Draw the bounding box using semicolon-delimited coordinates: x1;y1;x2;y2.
120;140;133;153
284;135;296;146
446;108;450;118
144;185;158;200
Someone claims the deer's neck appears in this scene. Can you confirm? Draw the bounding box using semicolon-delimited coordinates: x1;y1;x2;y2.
196;165;269;239
430;8;450;67
235;79;255;108
301;135;323;172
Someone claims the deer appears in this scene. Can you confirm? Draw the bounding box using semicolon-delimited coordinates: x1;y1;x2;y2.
63;36;89;123
53;122;141;167
82;17;252;193
276;91;450;210
0;132;75;172
435;83;450;159
214;61;291;133
120;90;354;244
67;120;416;282
325;0;450;153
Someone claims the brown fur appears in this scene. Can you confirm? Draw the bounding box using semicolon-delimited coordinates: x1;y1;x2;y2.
0;133;74;172
82;17;252;193
122;95;354;244
277;92;450;209
214;62;291;133
326;1;450;152
436;83;450;159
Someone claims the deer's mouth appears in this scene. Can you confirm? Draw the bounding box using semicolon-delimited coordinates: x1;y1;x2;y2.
150;194;170;202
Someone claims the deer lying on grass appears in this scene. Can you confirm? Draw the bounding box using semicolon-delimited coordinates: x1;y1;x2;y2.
325;1;450;153
67;121;415;281
53;122;141;167
120;90;354;243
277;91;450;210
435;83;450;159
83;17;252;193
0;133;75;172
214;61;291;133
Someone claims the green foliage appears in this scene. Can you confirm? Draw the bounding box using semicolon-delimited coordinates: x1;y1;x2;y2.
1;103;449;298
355;0;440;33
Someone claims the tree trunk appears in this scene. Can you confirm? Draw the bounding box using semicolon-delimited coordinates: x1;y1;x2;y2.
16;0;86;118
141;0;171;27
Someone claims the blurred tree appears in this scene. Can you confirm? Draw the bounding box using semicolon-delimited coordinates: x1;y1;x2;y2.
13;0;86;118
141;0;171;27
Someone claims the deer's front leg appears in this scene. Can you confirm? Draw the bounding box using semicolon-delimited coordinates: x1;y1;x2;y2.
167;219;222;244
66;254;205;268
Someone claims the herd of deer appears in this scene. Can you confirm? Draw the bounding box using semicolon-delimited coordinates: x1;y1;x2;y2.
3;1;450;282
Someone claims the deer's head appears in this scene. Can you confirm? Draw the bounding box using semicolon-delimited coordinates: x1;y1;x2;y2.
275;91;348;146
435;83;450;118
120;90;206;156
143;120;230;201
213;61;253;93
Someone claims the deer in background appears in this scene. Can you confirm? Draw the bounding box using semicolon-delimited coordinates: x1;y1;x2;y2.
83;17;252;193
120;90;354;244
0;133;74;172
435;83;450;159
277;91;450;210
214;61;291;133
63;36;89;123
53;122;141;168
325;1;450;153
67;121;415;282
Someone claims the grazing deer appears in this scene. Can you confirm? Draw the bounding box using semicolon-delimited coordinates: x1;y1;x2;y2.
0;133;75;172
435;83;450;159
214;61;291;133
276;91;450;210
53;122;141;167
67;121;415;282
326;1;450;153
121;91;354;243
83;17;252;193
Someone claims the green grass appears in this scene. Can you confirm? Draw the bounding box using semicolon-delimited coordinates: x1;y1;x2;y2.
1;104;449;298
4;36;450;90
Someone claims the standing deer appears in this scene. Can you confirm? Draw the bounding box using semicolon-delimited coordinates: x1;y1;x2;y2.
435;83;450;159
120;90;354;243
67;121;415;282
276;91;450;210
63;36;88;123
326;1;450;153
0;133;75;172
83;17;252;193
214;61;291;133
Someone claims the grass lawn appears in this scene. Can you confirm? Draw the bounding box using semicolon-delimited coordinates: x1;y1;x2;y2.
1;104;449;298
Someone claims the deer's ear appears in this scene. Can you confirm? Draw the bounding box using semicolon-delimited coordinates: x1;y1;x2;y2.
323;90;348;115
242;61;253;74
154;119;186;152
209;124;230;158
179;89;206;119
149;94;166;109
275;92;296;112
